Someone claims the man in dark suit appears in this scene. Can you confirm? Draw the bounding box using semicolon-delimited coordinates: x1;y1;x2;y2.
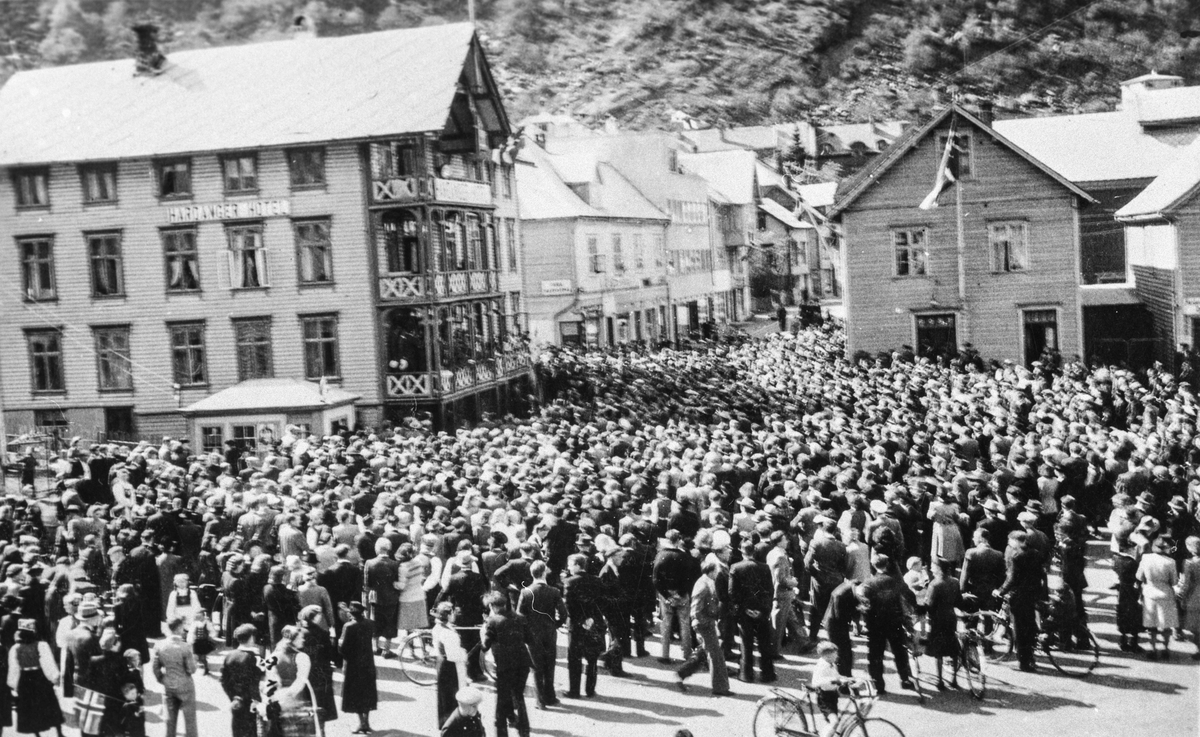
729;541;775;683
220;624;263;737
516;561;565;708
439;550;489;681
126;531;163;635
562;553;604;698
481;592;533;737
494;543;536;612
318;544;362;642
995;530;1047;671
857;553;914;694
960;529;1006;611
804;518;847;642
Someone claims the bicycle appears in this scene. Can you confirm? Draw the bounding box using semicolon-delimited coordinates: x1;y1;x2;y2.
902;633;926;705
954;607;1004;699
1039;626;1101;678
397;627;497;686
752;679;906;737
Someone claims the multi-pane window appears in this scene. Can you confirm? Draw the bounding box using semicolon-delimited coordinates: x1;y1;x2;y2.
633;233;645;269
227;224;268;288
169;322;207;386
200;426;224;453
234;317;273;381
301;315;340;380
163;229;200;291
26;329;64;393
12;168;49;208
287;148;326;188
295;219;333;284
80;164;117;204
94;326;133;391
88;232;124;297
612;234;625;272
892;227;928;276
222;154;258;193
34;408;68;431
19;237;56;301
369;141;418;180
466;214;484;270
990;221;1029;272
588;235;605;273
156;159;192;198
506;219;518;272
654;233;665;268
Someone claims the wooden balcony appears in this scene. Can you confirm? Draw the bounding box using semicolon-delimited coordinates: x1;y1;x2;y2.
371;176;494;207
384;352;532;399
378;270;498;302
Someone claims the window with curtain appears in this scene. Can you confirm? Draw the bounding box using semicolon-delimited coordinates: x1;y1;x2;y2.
94;326;133;391
445;213;467;271
163;229;200;291
295;219;333;284
13;168;49;208
990;221;1029;272
88;232;124;297
222;154;258;193
80;164;117;203
227;224;268;288
234;317;273;380
287;148;325;188
27;329;64;393
466;214;483;270
19;237;56;301
301;315;340;379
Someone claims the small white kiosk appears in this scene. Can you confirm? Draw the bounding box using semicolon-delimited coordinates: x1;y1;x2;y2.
182;378;359;455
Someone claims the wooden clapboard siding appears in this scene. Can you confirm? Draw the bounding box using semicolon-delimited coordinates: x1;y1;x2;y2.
842;116;1083;363
1132;265;1179;364
1173;194;1200;352
0;141;379;427
521;219;577;345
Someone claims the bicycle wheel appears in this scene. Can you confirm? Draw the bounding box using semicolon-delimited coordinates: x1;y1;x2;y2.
960;634;986;700
399;631;438;686
1044;630;1100;678
751;696;810;737
842;717;906;737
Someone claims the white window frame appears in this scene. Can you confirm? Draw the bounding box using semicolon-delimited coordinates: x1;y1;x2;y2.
227;224;269;289
891;227;928;277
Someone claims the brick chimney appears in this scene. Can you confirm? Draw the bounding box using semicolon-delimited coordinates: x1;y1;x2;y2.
132;23;167;76
292;15;318;39
977;99;994;127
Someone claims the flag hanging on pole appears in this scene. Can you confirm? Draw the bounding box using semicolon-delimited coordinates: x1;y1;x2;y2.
919;119;958;210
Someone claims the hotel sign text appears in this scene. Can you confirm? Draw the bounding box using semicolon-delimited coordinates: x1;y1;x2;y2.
167;199;291;223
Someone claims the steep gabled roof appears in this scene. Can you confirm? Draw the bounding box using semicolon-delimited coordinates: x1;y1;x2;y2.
0;23;494;165
831;105;1096;217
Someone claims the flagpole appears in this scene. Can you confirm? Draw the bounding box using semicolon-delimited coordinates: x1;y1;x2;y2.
955;118;968;347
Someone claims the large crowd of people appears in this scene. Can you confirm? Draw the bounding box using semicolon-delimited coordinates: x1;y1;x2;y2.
0;325;1199;737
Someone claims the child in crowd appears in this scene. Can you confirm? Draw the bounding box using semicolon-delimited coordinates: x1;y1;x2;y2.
187;609;218;675
811;641;852;737
118;682;145;737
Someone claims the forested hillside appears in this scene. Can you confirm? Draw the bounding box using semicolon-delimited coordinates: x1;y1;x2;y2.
2;0;1199;128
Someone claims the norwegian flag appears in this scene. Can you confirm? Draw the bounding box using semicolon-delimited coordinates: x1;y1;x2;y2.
74;686;110;735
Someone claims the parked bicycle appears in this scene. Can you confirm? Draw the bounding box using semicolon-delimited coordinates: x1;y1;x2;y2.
752;679;906;737
397;627;496;686
955;605;1005;699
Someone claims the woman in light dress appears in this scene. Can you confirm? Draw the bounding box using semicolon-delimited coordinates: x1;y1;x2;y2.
1136;535;1179;660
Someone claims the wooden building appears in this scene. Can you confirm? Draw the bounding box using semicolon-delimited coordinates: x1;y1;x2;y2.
0;23;530;443
832;105;1096;365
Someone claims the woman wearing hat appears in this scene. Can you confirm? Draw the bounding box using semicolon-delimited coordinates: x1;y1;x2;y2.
927;489;966;572
1137;535;1180;660
298;605;337;728
7;618;65;737
337;601;378;734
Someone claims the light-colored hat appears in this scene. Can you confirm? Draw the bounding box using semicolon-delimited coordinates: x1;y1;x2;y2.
456;687;483;706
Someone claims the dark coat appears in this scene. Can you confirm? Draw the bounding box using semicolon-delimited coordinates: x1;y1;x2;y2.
729;559;773;618
438;570;488;626
517;581;566;635
481;611;533;670
338;618;378;713
317;560;362;609
220;648;263;711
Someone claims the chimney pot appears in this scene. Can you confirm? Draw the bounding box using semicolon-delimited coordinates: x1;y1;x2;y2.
292;15;317;39
131;23;167;76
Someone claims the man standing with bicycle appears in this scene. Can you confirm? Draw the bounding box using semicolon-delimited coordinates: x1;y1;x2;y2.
995;530;1046;672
